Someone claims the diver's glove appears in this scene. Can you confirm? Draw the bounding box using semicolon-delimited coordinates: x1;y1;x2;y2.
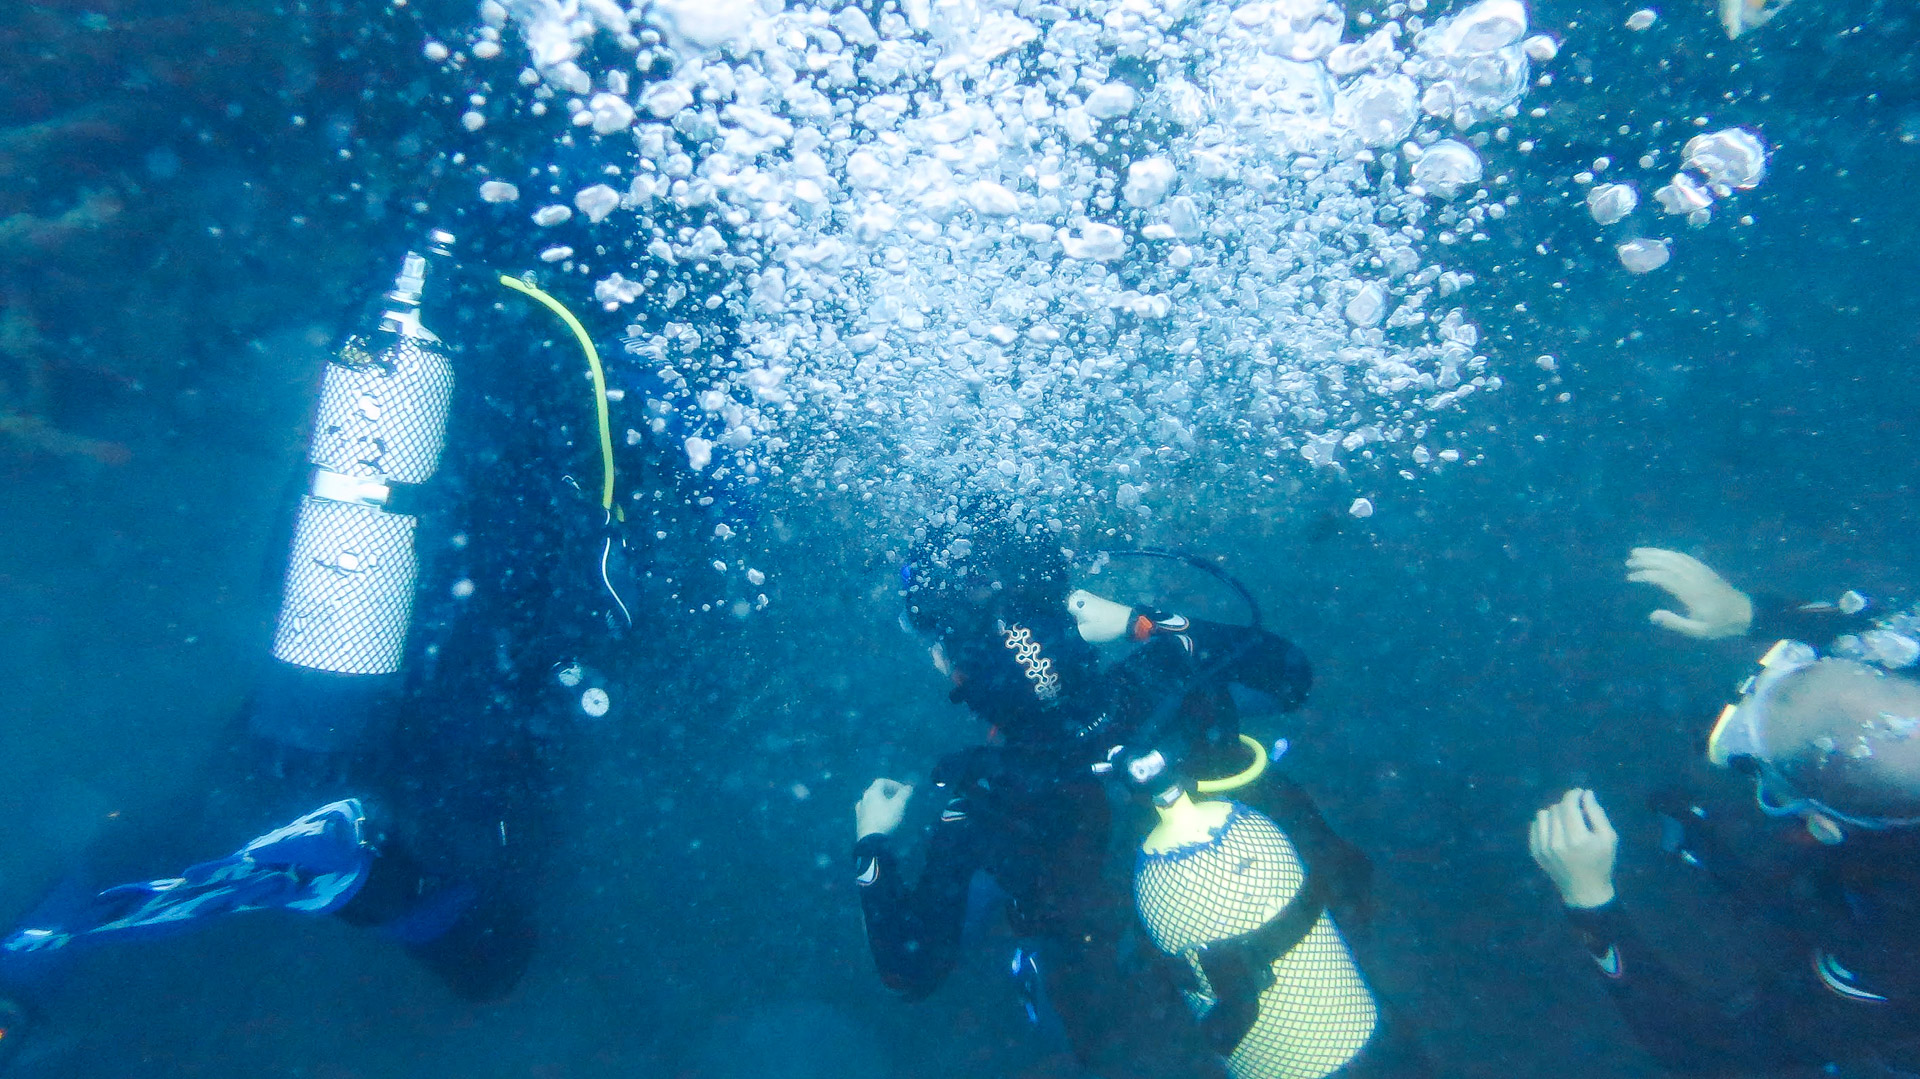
855;778;914;841
1625;547;1754;640
1528;789;1618;909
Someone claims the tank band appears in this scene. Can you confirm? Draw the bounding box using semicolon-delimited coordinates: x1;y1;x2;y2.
1178;848;1329;1054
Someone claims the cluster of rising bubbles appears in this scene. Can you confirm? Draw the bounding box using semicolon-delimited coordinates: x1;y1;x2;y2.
1586;126;1768;275
471;0;1553;528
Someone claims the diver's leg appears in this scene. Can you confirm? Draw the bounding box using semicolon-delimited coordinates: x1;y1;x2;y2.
330;700;556;1004
331;833;537;1004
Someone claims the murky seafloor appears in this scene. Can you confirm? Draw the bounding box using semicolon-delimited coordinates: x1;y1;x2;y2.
1;0;1917;1075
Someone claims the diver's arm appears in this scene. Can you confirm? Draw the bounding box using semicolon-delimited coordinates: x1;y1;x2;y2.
1558;900;1747;1068
1068;589;1310;705
1625;548;1876;644
1182;620;1313;712
852;781;977;1001
1531;789;1824;1072
1065;591;1310;710
1745;592;1876;644
1245;771;1374;923
1560;899;1828;1072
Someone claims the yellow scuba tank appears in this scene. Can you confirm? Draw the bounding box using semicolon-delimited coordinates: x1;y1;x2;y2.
1134;750;1378;1079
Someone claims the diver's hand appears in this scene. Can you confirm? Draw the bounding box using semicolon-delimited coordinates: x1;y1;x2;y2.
1626;547;1754;640
856;779;914;841
1529;789;1618;909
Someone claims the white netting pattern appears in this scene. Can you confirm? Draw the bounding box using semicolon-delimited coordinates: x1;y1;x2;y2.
271;498;420;675
1135;803;1377;1079
310;336;455;484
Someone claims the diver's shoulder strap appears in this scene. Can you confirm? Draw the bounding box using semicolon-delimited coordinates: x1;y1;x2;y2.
1185;861;1330;1055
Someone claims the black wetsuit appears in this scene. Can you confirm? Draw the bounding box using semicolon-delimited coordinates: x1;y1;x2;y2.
1562;595;1920;1077
246;305;647;1000
855;617;1422;1079
1567;831;1920;1077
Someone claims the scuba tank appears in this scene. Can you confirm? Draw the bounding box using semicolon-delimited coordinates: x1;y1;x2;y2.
1122;719;1379;1079
252;232;458;752
1135;787;1378;1079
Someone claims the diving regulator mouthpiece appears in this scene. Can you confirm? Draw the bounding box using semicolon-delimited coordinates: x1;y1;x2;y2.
1069;589;1134;643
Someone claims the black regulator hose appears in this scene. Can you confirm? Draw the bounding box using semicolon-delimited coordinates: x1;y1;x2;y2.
1093;546;1263;631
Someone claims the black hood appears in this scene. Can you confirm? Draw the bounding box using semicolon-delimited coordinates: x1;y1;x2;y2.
943;606;1103;746
900;506;1072;641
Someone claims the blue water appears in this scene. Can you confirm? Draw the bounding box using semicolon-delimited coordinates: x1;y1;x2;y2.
1;0;1917;1075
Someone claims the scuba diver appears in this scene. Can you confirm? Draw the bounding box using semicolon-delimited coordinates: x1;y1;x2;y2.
852;514;1430;1079
0;233;647;1062
1528;547;1920;1077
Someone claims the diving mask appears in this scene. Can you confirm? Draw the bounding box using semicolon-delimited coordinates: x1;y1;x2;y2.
1707;638;1818;768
